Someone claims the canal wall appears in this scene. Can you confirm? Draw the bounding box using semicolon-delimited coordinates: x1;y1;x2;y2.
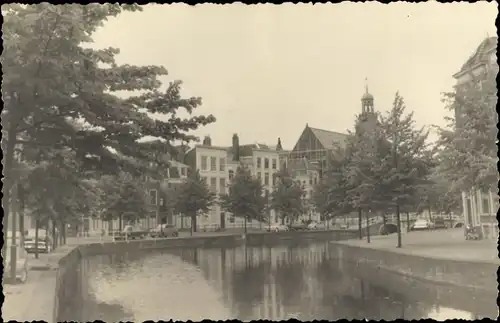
53;230;358;321
330;242;498;293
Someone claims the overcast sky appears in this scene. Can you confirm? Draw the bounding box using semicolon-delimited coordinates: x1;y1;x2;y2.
92;2;497;149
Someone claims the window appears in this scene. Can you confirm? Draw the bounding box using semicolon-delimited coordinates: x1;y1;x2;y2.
201;156;208;170
149;189;158;205
257;172;262;180
229;170;234;180
264;173;269;186
309;174;313;185
257;157;262;168
201;177;207;185
229;214;235;223
220;178;226;195
272;174;276;186
181;168;187;176
220;158;226;172
272;158;277;169
210;157;217;171
314;177;318;185
264;158;269;169
210;177;217;193
482;198;490;215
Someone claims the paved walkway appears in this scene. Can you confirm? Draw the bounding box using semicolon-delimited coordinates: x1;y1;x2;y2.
338;228;499;264
2;237;111;322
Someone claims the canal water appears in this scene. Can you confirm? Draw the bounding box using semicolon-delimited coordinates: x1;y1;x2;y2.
80;241;497;321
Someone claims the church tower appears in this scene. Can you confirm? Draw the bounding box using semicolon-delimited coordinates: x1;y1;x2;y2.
359;79;377;131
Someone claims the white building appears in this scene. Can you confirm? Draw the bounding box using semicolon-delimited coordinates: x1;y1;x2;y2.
452;36;498;240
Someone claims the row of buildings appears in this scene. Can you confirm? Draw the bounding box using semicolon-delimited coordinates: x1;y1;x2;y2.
85;36;497;238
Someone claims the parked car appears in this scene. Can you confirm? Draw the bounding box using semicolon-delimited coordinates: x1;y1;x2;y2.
411;219;435;231
267;224;289;232
307;222;320;230
114;225;149;241
433;218;447;229
4;242;29;284
24;229;53;253
289;223;309;231
150;224;179;238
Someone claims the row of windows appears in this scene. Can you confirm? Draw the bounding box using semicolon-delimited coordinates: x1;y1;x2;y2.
256;172;276;186
256;157;278;170
201;176;227;195
201;156;226;172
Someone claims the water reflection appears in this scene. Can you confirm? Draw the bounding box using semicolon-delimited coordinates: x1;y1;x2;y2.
82;242;496;321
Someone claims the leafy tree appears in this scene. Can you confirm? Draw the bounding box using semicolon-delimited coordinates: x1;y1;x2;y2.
271;168;306;226
174;170;216;235
96;172;149;231
344;115;390;242
378;92;431;247
1;4;215;252
312;147;352;229
220;165;266;234
435;68;498;192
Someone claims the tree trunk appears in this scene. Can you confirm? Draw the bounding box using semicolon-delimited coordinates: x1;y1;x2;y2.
366;209;371;244
2;132;16;269
119;214;123;231
382;213;387;226
396;203;402;248
35;217;40;259
358;208;363;240
19;185;25;248
180;214;184;230
244;215;247;234
52;218;57;250
62;219;67;245
191;213;197;235
406;212;410;233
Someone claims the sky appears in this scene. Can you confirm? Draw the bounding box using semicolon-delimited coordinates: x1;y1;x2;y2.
92;2;497;149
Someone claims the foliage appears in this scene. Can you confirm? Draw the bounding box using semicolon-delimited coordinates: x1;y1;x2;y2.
377;92;432;211
174;170;216;232
435;69;498;192
271;167;306;225
1;4;216;239
312;147;352;221
220;165;266;233
345;114;391;212
96;172;149;225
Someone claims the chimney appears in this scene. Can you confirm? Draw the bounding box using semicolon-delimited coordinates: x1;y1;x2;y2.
202;135;212;146
232;133;240;161
276;137;283;151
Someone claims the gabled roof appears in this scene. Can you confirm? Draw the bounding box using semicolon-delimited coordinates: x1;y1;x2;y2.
308;127;347;149
454;36;497;78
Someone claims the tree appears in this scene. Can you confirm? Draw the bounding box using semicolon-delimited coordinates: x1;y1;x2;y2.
2;4;216;255
345;115;390;242
174;170;216;235
312;147;352;230
96;172;149;231
271;168;306;226
378;92;431;248
435;68;498;193
220;165;266;234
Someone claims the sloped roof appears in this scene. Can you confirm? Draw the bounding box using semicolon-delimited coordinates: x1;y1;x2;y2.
455;36;497;77
309;127;347;149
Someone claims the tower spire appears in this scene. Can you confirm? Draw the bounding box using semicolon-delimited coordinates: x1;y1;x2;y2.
365;77;369;94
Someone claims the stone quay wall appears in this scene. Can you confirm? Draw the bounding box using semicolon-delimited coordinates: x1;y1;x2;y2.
330;242;498;293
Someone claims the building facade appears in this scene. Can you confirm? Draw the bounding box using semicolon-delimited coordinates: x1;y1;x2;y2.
452;36;498;240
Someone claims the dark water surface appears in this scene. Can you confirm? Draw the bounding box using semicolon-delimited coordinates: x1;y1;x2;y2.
80;241;497;321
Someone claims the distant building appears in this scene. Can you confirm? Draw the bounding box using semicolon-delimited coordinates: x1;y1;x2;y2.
184;134;282;229
452;36;498;240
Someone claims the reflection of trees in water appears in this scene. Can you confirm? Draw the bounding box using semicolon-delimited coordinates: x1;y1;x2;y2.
230;255;270;319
